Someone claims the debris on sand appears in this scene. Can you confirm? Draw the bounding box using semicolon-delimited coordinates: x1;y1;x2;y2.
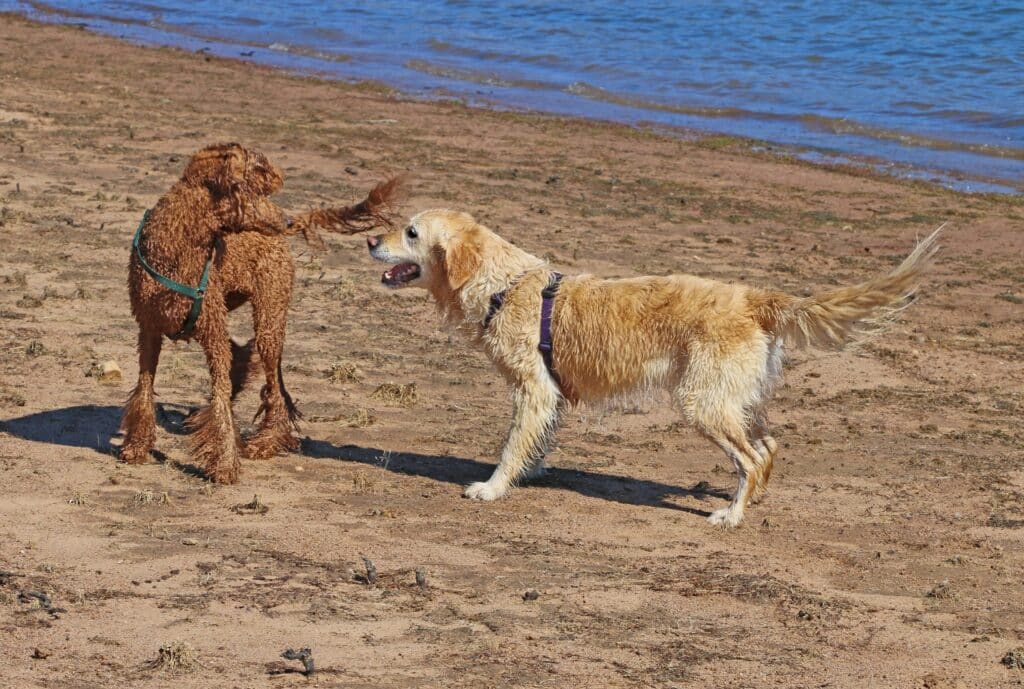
17;590;66;617
15;294;43;309
371;382;418;407
0;386;27;407
343;408;376;428
522;589;540;602
148;641;199;673
25;340;44;357
360;556;378;585
325;361;360;383
415;568;428;591
926;580;954;599
281;647;315;676
31;648;50;659
67;492;87;506
133;489;171;507
232;494;269;515
1002;648;1024;670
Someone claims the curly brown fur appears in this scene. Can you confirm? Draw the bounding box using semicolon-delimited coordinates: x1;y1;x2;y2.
120;143;401;483
290;174;408;247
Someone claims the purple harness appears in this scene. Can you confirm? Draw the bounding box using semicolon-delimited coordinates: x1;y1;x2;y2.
484;272;563;384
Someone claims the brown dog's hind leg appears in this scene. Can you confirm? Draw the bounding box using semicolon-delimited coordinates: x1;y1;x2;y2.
119;329;163;464
230;337;259;400
278;360;302;427
244;295;300;460
189;315;244;484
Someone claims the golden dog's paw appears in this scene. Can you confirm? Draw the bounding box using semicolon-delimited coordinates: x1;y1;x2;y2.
463;481;506;501
707;507;743;528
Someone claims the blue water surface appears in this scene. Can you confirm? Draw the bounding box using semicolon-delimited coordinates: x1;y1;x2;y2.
4;0;1022;191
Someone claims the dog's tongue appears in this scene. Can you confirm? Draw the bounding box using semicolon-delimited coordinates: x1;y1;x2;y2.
382;262;420;285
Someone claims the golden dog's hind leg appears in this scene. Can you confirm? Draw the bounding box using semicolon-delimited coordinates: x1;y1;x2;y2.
465;376;560;501
704;424;765;527
119;328;163;464
747;410;778;505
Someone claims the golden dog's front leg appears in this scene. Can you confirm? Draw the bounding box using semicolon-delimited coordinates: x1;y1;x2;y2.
465;378;560;501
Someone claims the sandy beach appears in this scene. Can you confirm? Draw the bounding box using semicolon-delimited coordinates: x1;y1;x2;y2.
1;13;1023;688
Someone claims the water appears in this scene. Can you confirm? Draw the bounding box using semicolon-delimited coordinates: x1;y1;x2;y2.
5;0;1023;193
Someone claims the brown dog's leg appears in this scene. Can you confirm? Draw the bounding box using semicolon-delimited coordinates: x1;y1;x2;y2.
244;294;299;460
278;360;302;426
189;313;244;483
120;328;162;464
230;337;259;400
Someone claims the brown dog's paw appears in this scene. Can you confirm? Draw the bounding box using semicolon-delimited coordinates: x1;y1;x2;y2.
204;459;241;485
118;443;152;465
244;429;299;461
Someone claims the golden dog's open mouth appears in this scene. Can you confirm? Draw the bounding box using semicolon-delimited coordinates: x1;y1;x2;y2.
382;262;421;286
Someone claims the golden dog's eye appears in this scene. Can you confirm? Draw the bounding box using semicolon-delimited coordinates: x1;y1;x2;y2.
406;226;418;239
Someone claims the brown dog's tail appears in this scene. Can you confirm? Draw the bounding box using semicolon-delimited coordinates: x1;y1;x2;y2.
753;226;943;349
290;175;407;245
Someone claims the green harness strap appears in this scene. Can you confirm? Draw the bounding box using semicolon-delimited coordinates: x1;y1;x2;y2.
132;209;214;339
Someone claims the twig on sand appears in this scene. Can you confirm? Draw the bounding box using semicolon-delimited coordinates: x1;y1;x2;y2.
281;648;315;676
232;494;269;515
17;590;66;617
360;556;378;585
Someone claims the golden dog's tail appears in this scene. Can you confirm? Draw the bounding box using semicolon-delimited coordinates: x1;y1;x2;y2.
754;226;943;349
290;174;408;245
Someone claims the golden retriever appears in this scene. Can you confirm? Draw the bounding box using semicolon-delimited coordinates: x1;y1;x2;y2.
367;209;940;526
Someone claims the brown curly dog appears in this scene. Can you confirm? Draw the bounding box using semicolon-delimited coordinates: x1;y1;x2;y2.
120;142;403;483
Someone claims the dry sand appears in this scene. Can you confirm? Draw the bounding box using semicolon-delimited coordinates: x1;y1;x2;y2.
1;13;1023;689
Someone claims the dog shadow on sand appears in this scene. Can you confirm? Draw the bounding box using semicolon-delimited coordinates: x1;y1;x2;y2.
1;403;199;465
302;438;725;516
0;405;726;515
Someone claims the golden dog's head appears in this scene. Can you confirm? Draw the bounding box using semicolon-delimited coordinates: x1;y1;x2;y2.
182;142;284;198
367;209;483;291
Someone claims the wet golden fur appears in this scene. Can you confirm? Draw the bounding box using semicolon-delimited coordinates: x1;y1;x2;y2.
121;142;402;483
369;209;941;526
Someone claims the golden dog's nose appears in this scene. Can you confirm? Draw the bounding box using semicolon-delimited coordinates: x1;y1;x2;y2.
366;235;381;250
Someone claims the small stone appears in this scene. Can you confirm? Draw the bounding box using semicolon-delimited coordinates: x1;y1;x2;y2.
1002;648;1024;670
522;589;540;602
98;360;122;385
181;538;198;546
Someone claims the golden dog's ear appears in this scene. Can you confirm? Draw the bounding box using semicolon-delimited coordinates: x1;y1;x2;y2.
442;231;482;290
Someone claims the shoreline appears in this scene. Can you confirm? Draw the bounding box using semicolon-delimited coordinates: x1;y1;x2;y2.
6;2;1022;195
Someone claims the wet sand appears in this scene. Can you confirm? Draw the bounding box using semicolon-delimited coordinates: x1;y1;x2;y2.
1;13;1023;689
